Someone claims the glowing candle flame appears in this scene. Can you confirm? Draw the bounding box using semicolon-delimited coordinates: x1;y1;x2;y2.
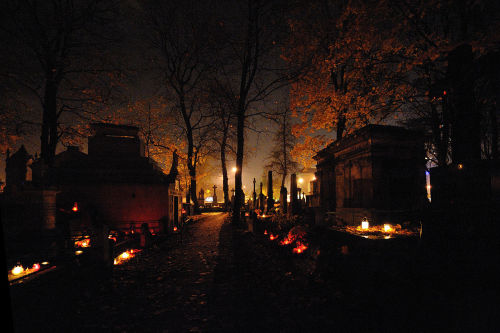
361;220;369;230
383;224;393;232
293;242;308;254
72;202;78;212
12;265;24;275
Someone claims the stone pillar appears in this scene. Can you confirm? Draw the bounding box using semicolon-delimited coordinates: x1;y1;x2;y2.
266;171;274;213
258;182;265;211
252;178;257;209
280;186;288;214
291;173;298;214
212;185;217;205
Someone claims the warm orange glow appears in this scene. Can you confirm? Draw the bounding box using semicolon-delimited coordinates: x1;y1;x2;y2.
264;230;268;235
293;242;308;254
280;238;291;245
173;226;178;232
114;249;141;265
8;262;46;282
458;163;464;170
269;234;277;240
12;265;24;275
72;202;78;212
345;223;417;239
383;224;394;233
75;238;90;248
361;220;369;230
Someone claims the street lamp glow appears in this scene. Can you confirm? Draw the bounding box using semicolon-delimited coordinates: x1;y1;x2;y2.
298;178;304;184
232;167;237;173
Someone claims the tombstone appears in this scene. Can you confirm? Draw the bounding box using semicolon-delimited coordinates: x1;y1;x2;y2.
258;182;265;211
252;178;257;209
290;173;299;214
230;188;235;210
280;186;288;214
213;185;218;205
198;188;205;202
266;171;274;213
186;186;191;204
5;145;30;193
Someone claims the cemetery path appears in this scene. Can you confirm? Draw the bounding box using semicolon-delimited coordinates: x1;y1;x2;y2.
81;212;227;332
9;212;226;332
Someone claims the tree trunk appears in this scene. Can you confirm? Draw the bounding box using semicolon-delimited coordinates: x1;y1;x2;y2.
232;106;245;224
490;105;499;160
40;77;60;186
221;141;230;209
337;113;346;140
180;95;199;214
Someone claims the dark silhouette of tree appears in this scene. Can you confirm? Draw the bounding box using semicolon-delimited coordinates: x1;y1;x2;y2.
0;0;123;170
206;81;237;210
143;0;218;212
211;0;304;223
265;105;300;190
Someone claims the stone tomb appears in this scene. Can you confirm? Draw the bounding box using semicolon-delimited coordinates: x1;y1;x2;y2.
314;125;426;226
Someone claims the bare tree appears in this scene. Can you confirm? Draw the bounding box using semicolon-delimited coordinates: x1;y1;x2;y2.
143;0;217;212
213;0;303;223
265;105;300;190
0;0;122;170
206;80;237;209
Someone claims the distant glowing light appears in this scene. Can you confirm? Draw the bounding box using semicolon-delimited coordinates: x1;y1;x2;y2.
72;202;78;212
75;238;90;248
457;163;464;170
383;224;394;233
298;178;304;184
205;196;213;203
232;167;237;173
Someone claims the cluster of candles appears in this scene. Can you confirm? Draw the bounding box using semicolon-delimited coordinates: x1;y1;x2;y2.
9;262;50;281
359;218;395;233
113;249;140;265
74;237;90;248
264;229;308;254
